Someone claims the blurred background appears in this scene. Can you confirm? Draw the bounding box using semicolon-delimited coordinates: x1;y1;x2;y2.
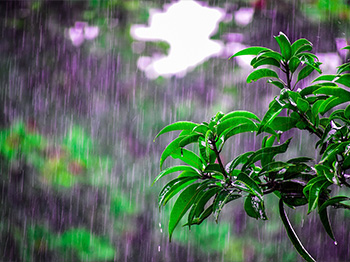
0;0;350;261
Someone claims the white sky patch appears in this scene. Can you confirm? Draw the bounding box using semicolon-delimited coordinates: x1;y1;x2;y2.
234;7;254;26
130;0;225;79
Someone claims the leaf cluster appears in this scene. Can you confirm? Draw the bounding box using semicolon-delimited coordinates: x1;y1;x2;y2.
154;32;350;261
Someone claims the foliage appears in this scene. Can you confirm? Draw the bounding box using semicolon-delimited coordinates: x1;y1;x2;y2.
154;32;350;261
0;121;111;188
18;225;116;261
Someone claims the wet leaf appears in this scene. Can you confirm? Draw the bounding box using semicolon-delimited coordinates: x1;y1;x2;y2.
297;97;309;113
291;38;312;55
236;172;263;198
160;136;189;169
158;177;200;208
270;117;298;132
228;151;254;171
153;165;200;185
297;65;315;83
274;32;292;60
257;99;283;134
318;96;348;115
216;117;257;136
337;62;350;74
171;148;205;170
312;74;338;82
154;121;198;140
319;196;350;212
246;68;279;83
307;179;331;214
289;56;301;73
242;138;292;170
229;46;271;58
213;190;241;222
244;194;267;220
178;133;202;147
345;104;350;119
279;200;316;262
169;183;200;241
223;123;259;141
267;79;285;89
187;186;221;227
318;199;336;242
220;111;260;122
335;74;350;87
251;57;280;68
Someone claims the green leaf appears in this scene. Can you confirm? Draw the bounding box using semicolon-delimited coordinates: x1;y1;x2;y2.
228;151;254;171
187;186;221;227
246;68;279;83
257;99;283;134
236;172;263;198
267;79;285;89
198;137;216;164
178;134;202;148
257;161;292;178
171;148;205;170
153;165;200;185
319;196;350;213
223;123;259;141
185;204;214;226
318;199;336;243
269;117;298;132
216;117;257;137
274;32;292;60
229;46;271;59
315;164;334;183
321;141;350;164
204;163;223;175
300;85;323;97
220;111;260;122
193;123;209;135
314;86;350;99
154;121;198;140
244;194;268;220
243;138;292;170
259;50;284;60
213;190;241;222
160;136;188;169
297;65;315;83
345;104;350;119
169;183;201;241
204;130;213;160
289;56;301;73
297;97;309;113
287;157;313;164
291;38;312;55
337;62;350;74
335;74;350;87
159;177;200;207
251;57;280;68
294;44;313;55
279;199;316;262
307;179;331;214
318;96;348;115
312;75;338;82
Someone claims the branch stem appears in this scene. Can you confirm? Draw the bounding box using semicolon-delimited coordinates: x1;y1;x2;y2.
211;138;228;179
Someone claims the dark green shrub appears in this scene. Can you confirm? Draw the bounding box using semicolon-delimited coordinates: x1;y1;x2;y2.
154;32;350;262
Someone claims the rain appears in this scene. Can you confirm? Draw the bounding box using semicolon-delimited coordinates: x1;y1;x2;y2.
0;0;349;261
